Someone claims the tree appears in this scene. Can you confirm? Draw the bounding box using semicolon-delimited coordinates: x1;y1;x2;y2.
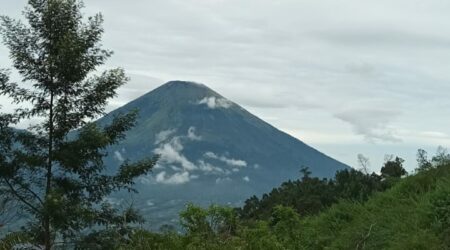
432;146;450;166
0;1;157;249
334;168;383;201
416;149;432;172
381;157;407;178
271;205;302;248
357;154;370;174
179;204;238;248
299;166;312;181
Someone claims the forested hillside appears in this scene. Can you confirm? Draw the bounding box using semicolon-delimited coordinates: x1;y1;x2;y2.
2;151;440;249
114;153;449;250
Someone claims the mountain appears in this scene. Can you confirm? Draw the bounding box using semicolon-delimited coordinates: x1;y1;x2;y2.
99;80;349;229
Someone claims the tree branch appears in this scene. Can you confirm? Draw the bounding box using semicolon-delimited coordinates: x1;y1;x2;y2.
356;223;376;250
2;177;40;214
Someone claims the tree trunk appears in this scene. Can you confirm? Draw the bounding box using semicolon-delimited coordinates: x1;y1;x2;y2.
44;90;54;250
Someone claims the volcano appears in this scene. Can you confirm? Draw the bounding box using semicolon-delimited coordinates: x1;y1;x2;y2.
99;80;349;228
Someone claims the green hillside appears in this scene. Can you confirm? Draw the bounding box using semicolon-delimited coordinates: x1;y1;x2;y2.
2;154;449;249
300;163;450;249
112;160;450;250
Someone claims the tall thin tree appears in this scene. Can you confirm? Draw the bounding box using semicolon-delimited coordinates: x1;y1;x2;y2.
0;1;157;249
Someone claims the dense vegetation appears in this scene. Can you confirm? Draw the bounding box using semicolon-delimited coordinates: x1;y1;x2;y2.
3;148;448;249
238;166;386;221
111;151;450;249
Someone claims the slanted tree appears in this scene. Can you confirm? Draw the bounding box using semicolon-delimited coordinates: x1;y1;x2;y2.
0;0;157;249
357;153;370;174
381;156;407;178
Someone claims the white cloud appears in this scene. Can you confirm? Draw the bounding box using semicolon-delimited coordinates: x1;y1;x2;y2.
153;127;205;171
198;96;232;109
155;129;177;145
204;152;247;167
197;160;225;174
138;176;154;185
114;151;124;162
243;176;250;182
154;137;197;171
215;177;232;184
155;171;192;185
187;126;202;140
170;165;182;171
153;163;165;169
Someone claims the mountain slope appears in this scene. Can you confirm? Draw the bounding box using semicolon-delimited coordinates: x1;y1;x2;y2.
98;81;349;228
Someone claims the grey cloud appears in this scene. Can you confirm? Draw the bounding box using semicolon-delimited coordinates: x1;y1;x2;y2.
419;131;449;139
312;28;450;49
335;108;402;143
344;62;380;78
4;0;450;170
106;74;163;111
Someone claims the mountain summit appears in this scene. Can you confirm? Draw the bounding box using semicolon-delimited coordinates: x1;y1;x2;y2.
100;81;349;228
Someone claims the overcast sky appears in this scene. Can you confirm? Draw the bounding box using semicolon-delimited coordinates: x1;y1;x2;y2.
2;0;450;172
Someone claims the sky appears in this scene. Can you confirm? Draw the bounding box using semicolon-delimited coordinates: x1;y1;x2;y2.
1;0;450;172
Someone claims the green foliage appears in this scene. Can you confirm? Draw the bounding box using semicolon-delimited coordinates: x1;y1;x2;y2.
334;168;384;201
0;231;33;249
429;178;450;246
271;205;302;248
299;161;450;250
381;156;407;178
431;146;450;166
117;230;184;250
240;221;280;250
179;203;240;249
239;167;386;221
116;155;450;250
416;148;432;172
